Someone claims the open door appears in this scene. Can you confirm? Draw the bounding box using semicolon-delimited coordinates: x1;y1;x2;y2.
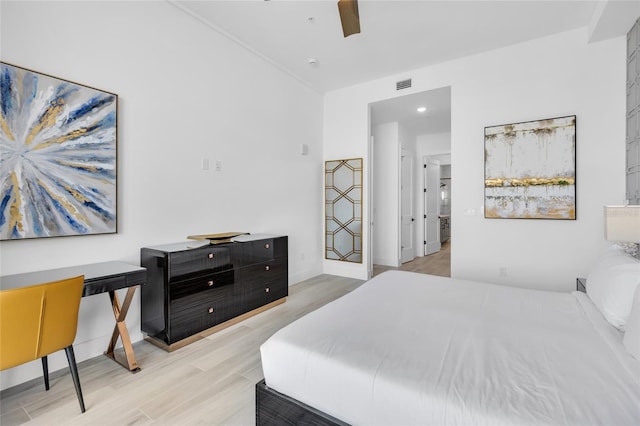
424;157;441;255
400;149;414;263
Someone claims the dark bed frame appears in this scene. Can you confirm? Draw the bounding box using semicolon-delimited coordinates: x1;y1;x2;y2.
256;379;350;426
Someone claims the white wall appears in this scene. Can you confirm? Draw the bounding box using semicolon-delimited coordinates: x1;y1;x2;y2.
322;84;373;279
323;28;627;290
371;120;420;267
0;1;323;390
372;122;400;266
417;132;452;158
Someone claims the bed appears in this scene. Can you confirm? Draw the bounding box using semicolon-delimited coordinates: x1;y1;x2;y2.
257;249;640;425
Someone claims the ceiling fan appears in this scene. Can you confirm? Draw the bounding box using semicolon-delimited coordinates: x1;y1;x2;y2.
338;0;360;37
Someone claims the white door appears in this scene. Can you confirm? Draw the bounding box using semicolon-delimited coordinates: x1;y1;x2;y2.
424;158;441;255
401;150;415;263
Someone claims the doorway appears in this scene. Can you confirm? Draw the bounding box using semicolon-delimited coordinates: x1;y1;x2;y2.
369;86;451;279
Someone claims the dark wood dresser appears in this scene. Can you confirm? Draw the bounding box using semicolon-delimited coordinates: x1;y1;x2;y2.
140;235;288;350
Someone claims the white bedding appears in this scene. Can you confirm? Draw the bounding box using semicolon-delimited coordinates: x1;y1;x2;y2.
260;271;640;425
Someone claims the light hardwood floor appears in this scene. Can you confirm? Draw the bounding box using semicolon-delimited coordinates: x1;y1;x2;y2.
1;247;450;426
373;239;451;277
0;275;364;426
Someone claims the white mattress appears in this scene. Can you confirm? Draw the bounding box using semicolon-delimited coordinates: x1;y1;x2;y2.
260;271;640;425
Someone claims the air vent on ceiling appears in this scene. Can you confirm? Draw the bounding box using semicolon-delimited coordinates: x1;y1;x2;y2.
396;78;412;90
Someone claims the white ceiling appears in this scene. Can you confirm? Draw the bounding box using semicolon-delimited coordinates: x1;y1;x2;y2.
171;0;638;135
370;86;451;135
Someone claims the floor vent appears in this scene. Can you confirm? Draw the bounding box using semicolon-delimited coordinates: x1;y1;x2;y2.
396;78;412;90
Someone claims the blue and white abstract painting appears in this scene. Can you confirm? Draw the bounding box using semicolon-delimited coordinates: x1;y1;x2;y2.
0;63;117;240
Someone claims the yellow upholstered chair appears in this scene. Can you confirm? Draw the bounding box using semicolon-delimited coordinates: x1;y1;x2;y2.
0;275;86;413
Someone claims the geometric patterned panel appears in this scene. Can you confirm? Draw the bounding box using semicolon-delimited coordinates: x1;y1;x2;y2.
325;158;362;263
628;18;640;205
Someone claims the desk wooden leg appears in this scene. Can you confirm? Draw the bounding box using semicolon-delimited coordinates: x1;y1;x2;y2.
105;286;140;373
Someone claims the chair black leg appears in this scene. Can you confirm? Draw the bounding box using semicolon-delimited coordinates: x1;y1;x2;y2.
64;346;86;413
41;356;49;391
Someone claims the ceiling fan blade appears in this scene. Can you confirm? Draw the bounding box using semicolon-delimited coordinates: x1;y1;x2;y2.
338;0;360;38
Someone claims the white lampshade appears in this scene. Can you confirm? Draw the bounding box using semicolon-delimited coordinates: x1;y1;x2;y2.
604;205;640;242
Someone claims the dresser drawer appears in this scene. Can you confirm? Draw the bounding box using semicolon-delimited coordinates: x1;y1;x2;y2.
239;259;287;287
242;276;287;312
167;246;234;280
170;269;235;300
169;285;237;342
241;237;287;265
239;259;288;311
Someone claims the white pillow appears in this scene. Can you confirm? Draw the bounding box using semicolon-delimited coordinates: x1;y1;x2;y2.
586;246;640;330
624;285;640;360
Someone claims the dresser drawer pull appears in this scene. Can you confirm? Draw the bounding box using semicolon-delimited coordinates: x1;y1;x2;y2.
264;243;270;249
265;287;270;293
208;253;214;259
208;280;214;287
208;307;214;314
265;265;270;271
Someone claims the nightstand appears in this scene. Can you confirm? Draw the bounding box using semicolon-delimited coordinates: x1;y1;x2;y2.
576;278;587;293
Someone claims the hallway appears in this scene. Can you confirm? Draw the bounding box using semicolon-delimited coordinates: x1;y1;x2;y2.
373;240;451;277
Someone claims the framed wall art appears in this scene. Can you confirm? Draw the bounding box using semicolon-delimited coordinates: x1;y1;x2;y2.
484;115;576;220
0;62;118;240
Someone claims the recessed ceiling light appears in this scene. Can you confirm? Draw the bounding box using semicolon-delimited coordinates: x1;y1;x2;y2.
417;106;427;113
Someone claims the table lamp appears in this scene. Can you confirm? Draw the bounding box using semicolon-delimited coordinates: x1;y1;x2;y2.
604;205;640;258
